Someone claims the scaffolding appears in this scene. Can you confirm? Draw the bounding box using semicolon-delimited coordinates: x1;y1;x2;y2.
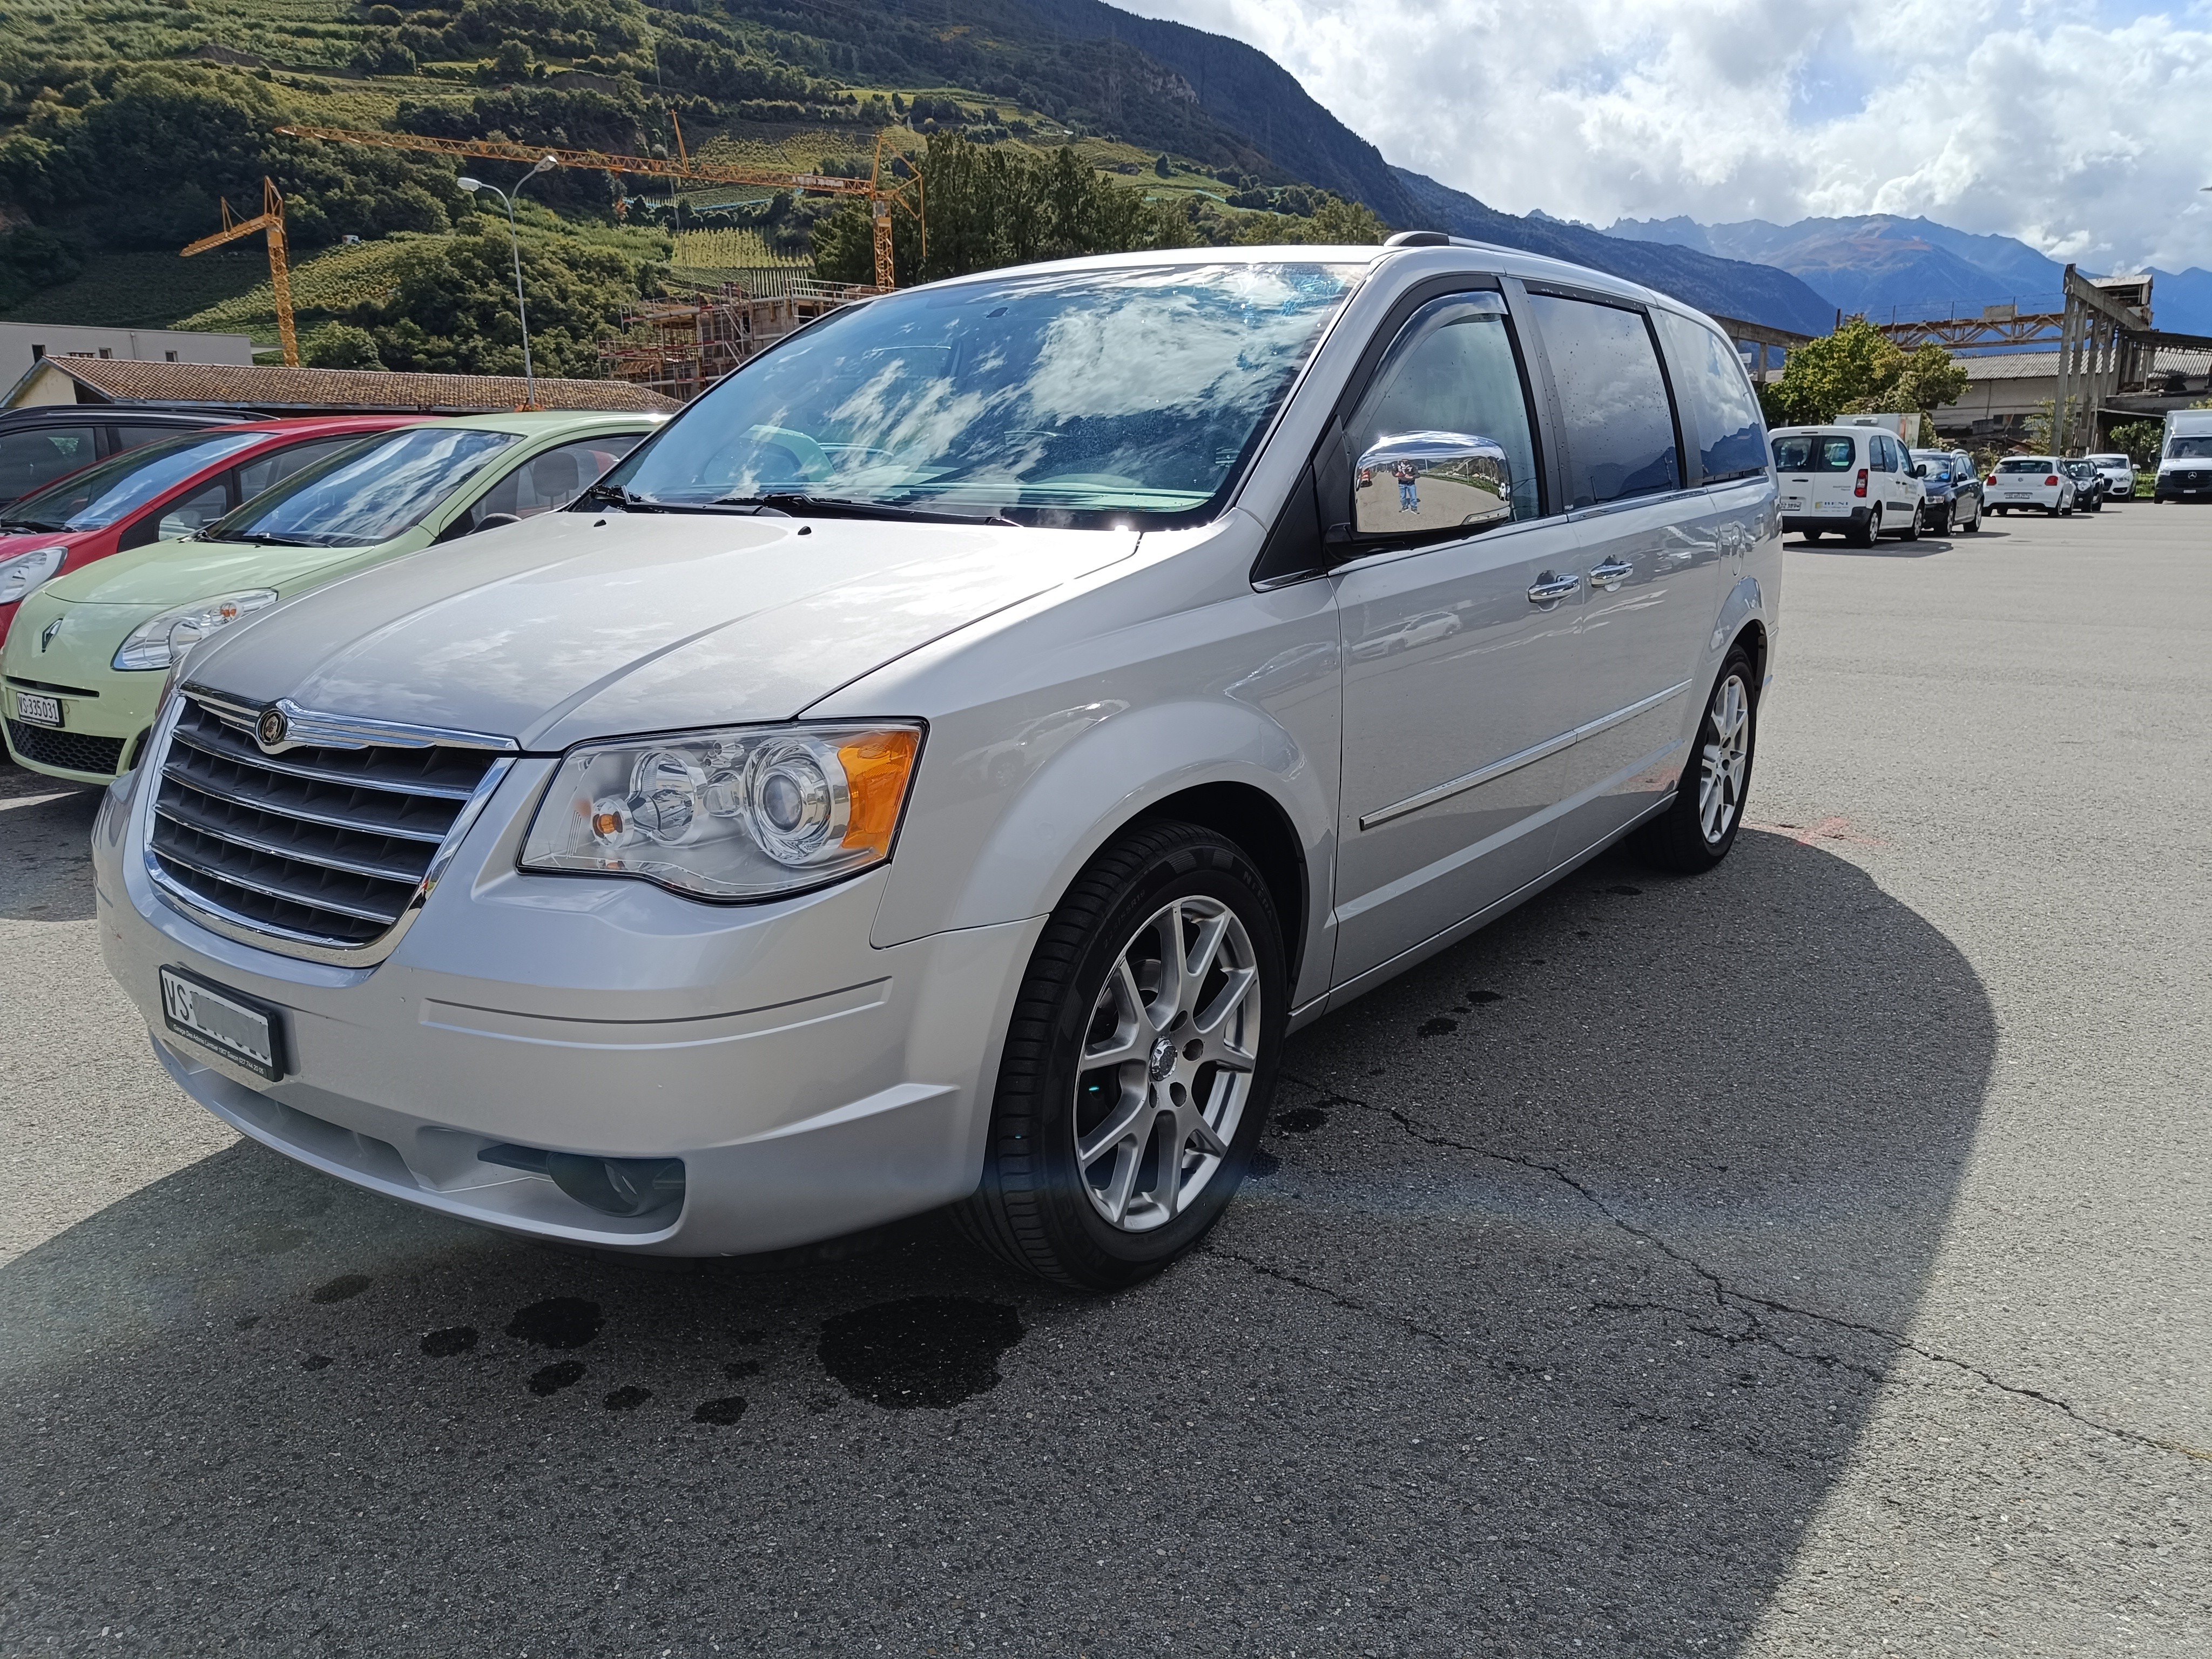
599;280;874;402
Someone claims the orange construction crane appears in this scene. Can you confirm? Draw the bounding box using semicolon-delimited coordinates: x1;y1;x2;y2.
183;176;299;366
276;125;924;288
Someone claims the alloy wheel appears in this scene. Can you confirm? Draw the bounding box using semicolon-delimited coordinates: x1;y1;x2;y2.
1072;895;1262;1232
1698;673;1751;846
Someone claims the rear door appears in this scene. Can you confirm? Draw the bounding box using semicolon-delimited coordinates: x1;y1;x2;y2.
1520;285;1721;855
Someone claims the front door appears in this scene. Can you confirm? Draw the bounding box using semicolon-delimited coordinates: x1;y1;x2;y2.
1331;288;1586;987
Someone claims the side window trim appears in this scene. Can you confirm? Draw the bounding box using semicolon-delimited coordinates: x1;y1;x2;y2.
1516;282;1692;513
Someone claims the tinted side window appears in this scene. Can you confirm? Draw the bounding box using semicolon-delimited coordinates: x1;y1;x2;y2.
114;423;195;451
1652;311;1767;484
0;426;98;502
1345;291;1542;527
458;433;644;534
239;436;366;501
1525;293;1681;507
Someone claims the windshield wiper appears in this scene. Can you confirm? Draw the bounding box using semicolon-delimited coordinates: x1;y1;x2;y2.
2;520;64;534
222;529;317;547
717;493;1015;527
575;481;659;511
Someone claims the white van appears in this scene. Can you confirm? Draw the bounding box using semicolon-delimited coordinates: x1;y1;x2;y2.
1986;456;2075;516
1769;424;1927;546
2154;410;2212;502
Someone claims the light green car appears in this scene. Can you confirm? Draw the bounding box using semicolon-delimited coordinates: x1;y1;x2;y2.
3;410;658;785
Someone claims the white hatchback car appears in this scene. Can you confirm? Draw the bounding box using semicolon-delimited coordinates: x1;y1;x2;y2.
1986;455;2075;516
1768;424;1926;546
94;240;1782;1289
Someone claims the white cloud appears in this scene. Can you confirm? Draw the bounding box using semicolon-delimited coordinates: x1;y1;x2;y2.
1120;1;2212;271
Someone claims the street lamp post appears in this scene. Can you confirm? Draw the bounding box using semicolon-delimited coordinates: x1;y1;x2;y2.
457;156;557;406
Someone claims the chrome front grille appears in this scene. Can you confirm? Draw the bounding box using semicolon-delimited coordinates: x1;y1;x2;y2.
147;693;509;955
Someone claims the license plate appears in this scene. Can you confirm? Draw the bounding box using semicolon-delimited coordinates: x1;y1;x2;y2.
160;965;287;1080
1780;496;1803;511
14;691;60;727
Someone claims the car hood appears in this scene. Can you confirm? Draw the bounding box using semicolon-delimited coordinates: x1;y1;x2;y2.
41;536;365;610
187;510;1139;747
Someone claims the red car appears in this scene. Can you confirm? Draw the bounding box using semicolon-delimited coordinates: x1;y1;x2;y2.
0;416;427;648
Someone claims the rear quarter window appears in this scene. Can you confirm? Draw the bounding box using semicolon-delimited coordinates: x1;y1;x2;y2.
1651;311;1767;484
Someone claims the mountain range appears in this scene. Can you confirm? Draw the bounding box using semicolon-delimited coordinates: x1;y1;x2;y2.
738;0;1839;333
1606;212;2212;336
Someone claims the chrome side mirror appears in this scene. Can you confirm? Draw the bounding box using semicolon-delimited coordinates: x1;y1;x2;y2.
1353;432;1513;537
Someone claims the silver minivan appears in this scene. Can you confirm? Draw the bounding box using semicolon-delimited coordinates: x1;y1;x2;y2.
94;239;1782;1289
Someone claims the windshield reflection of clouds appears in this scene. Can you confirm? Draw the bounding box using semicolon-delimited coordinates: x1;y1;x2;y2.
618;264;1357;523
234;430;517;547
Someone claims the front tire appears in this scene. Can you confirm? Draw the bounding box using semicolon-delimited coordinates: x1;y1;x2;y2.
956;821;1287;1290
1961;500;1980;532
1899;504;1921;542
1637;648;1758;874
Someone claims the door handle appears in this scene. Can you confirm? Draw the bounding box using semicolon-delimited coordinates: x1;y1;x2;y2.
1587;559;1634;590
1527;571;1581;604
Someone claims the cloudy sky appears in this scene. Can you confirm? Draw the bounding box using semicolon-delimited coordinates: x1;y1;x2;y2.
1124;1;2212;272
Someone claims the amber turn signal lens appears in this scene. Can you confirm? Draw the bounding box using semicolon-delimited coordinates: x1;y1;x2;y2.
838;729;919;857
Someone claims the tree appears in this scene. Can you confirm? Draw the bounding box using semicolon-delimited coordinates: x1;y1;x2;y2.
1759;318;1967;427
345;226;657;378
2108;419;2163;468
812;135;1196;286
301;322;384;370
1235;192;1387;245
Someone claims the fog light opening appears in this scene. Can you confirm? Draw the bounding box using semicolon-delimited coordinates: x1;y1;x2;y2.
478;1144;685;1218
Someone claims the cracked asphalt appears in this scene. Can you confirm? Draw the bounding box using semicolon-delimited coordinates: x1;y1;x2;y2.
3;504;2207;1656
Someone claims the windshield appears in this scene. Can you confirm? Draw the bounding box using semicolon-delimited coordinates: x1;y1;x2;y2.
1770;434;1856;471
1997;458;2054;473
605;262;1362;525
1911;449;1953;475
207;427;518;548
3;431;262;532
2169;437;2212;460
2087;455;2128;467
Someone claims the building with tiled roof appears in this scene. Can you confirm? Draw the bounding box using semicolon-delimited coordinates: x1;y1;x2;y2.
2;354;678;416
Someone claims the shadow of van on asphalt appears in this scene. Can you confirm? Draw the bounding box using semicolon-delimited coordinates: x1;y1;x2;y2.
0;830;1992;1657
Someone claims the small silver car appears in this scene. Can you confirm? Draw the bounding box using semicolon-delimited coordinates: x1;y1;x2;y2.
94;240;1782;1289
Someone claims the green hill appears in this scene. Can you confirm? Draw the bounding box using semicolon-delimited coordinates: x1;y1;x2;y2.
0;0;1838;352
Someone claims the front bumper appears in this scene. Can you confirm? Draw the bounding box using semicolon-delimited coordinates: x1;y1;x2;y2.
94;757;1043;1255
1;607;161;784
2154;471;2212;501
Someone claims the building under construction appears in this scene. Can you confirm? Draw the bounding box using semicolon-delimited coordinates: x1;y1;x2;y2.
599;279;875;403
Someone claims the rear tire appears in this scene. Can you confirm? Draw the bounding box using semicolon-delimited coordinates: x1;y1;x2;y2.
955;821;1287;1290
1638;648;1758;875
1846;507;1879;548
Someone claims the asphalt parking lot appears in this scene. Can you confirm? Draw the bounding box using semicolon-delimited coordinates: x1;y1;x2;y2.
3;502;2207;1656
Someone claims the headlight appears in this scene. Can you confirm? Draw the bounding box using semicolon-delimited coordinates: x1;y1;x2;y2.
520;721;923;900
0;547;67;605
112;589;277;671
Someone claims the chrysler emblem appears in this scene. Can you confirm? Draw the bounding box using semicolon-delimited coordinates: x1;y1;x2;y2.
39;617;62;651
257;706;288;751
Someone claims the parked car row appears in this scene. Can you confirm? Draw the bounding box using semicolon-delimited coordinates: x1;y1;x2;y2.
72;238;1785;1289
1767;424;1985;544
3;412;656;784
